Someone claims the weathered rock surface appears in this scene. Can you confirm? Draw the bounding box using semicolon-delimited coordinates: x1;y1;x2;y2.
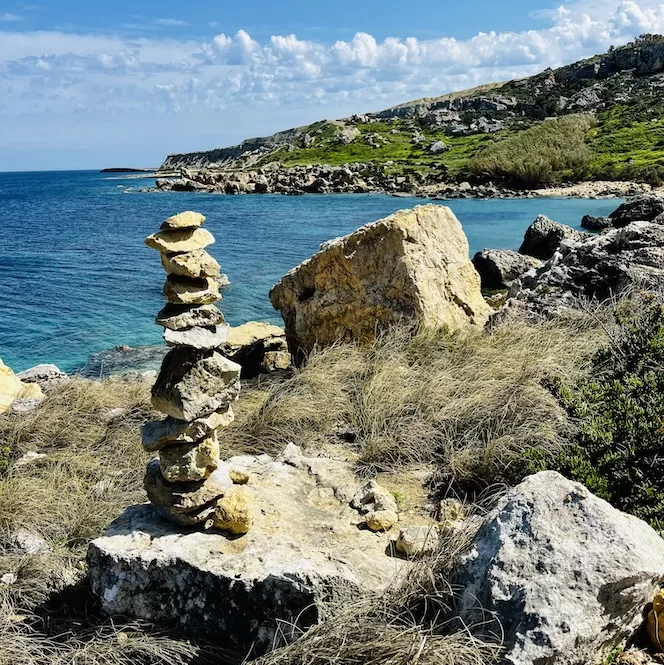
163;324;229;350
151;348;241;421
159;435;220;483
88;447;408;654
222;322;290;378
609;193;664;227
144;459;227;518
156;304;225;331
160;211;206;230
145;228;215;253
519;215;587;260
581;214;612;231
141;407;234;452
453;471;664;665
472;249;543;289
495;221;664;322
16;364;69;392
161;250;220;279
0;358;44;414
270;205;491;359
163;275;221;305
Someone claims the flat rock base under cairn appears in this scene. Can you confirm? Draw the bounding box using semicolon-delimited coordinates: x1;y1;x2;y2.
87;445;408;656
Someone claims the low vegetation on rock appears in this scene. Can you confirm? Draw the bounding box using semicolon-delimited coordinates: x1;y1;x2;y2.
158;36;664;190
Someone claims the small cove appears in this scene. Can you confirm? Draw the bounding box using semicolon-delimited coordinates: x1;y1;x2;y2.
0;170;622;372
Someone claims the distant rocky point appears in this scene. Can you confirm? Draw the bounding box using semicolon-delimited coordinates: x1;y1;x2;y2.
100;167;156;173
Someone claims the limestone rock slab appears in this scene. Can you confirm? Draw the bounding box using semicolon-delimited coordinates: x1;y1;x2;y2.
453;471;664;665
163;276;221;305
269;204;491;359
161;250;220;279
144;459;229;517
156;304;225;331
151;348;241;421
160;211;206;230
88;448;408;654
163;324;229;350
145;228;215;253
141;407;234;452
159;432;220;482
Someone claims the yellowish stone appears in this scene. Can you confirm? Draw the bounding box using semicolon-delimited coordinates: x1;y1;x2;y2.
163;276;221;305
229;469;250;485
159;432;220;483
161;211;206;230
214;489;254;535
161;250;220;279
0;358;43;414
648;589;664;651
145;228;215;253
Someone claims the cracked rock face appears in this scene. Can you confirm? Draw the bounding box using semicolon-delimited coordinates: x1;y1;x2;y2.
88;447;409;655
493;221;664;324
270;204;491;361
452;471;664;665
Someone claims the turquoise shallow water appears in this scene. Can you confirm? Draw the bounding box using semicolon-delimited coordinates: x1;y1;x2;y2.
0;170;622;372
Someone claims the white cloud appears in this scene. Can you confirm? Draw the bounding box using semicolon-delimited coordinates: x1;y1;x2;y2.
0;12;22;21
1;1;664;126
154;18;189;27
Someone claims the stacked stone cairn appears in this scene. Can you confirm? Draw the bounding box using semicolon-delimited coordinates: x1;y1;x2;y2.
141;211;253;534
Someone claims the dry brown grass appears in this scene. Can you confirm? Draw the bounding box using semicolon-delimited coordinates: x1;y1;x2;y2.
0;377;234;665
219;316;603;492
260;510;501;665
0;309;608;665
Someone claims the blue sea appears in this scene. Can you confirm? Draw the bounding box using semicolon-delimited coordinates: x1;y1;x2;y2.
0;170;623;373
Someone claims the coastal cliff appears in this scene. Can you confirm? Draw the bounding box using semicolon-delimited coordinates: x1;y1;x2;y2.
158;35;664;193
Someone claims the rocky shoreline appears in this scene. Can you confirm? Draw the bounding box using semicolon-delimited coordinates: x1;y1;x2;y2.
148;164;653;200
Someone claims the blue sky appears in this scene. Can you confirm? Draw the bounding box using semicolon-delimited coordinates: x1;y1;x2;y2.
1;0;663;170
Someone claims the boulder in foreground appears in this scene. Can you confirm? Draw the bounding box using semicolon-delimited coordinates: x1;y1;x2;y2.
88;446;408;655
270;204;491;359
453;471;664;665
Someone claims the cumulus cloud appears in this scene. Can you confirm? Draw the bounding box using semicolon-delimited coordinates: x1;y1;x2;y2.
2;0;664;119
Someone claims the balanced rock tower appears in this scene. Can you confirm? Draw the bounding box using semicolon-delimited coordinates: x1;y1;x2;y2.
141;211;252;533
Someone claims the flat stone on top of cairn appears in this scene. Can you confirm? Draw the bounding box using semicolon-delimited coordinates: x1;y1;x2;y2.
142;211;250;533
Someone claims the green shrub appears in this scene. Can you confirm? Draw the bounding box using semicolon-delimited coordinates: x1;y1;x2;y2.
467;115;595;187
543;295;664;527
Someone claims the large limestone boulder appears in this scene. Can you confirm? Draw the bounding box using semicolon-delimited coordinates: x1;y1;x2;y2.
88;445;408;655
270;205;490;359
0;358;44;414
472;249;543;289
494;221;664;323
519;215;587;260
453;471;664;665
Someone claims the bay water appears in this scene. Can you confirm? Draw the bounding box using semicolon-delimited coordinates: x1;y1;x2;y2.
0;170;622;372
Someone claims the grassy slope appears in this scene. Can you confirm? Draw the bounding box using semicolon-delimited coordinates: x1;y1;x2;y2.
259;118;495;176
264;108;664;186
